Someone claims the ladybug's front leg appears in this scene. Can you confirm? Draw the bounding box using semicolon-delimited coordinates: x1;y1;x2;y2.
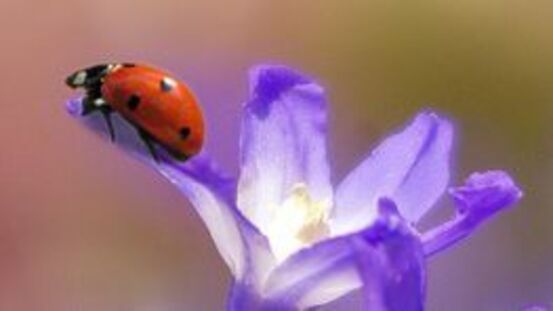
81;95;116;142
99;105;116;142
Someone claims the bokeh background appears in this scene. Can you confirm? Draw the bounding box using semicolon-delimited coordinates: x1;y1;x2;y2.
1;1;551;310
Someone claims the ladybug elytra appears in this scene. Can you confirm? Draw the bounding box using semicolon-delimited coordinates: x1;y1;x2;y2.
66;63;205;162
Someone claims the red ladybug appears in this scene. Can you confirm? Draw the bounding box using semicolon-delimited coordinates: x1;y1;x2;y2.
66;63;205;162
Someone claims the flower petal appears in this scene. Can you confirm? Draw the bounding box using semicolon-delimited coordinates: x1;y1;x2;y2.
263;233;361;308
423;170;523;256
156;155;274;280
332;112;453;235
353;198;425;311
450;170;522;217
263;198;425;310
65;98;275;280
237;65;333;234
227;281;295;311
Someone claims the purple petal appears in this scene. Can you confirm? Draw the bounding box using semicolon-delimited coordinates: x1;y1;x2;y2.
263;233;360;308
64;98;275;280
450;170;522;217
353;198;425;311
332;112;453;235
65;98;83;116
227;281;295;311
237;65;333;233
156;155;275;280
263;198;425;309
422;170;522;257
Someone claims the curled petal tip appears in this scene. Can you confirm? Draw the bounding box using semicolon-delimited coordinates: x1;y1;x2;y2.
418;110;442;120
360;198;411;246
354;201;425;311
450;170;523;219
249;64;311;103
416;109;453;124
422;170;523;257
65;98;83;116
377;197;400;216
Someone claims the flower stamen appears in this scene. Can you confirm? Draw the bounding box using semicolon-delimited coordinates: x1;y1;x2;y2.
266;183;331;262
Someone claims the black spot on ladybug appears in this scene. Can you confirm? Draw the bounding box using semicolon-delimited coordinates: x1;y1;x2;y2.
179;127;191;140
160;77;176;92
127;94;141;111
122;63;136;68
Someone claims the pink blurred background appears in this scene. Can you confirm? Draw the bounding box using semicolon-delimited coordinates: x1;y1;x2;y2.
0;1;551;309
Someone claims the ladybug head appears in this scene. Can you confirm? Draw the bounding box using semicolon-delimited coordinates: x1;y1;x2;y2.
65;63;121;89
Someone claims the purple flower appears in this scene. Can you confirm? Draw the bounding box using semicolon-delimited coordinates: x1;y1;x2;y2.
65;64;522;310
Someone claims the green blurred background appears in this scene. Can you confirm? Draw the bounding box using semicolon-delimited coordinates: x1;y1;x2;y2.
0;1;551;310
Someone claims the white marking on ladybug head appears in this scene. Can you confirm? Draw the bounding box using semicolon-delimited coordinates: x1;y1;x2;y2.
107;63;119;72
72;71;87;86
160;77;177;92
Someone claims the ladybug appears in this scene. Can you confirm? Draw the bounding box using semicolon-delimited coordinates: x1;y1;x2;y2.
66;63;205;162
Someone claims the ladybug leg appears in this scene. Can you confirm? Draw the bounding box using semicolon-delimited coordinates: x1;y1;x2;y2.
100;106;116;142
137;129;160;163
81;96;99;116
82;96;116;142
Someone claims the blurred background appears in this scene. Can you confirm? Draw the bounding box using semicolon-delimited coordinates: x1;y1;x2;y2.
0;1;551;310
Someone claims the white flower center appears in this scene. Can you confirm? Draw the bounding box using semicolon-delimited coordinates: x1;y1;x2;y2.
266;183;331;262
